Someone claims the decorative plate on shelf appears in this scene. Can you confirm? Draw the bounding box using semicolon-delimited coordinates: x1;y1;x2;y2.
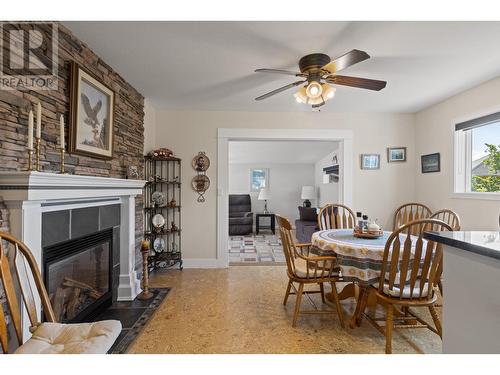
153;237;165;253
152;213;166;229
151;191;166;207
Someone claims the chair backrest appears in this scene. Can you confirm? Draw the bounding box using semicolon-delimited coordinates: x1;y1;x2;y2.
0;232;56;353
229;194;251;215
378;219;452;301
276;215;299;277
430;209;461;231
393;203;432;233
317;203;355;230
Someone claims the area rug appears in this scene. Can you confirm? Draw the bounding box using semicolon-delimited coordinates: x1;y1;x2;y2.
228;234;285;265
93;288;170;354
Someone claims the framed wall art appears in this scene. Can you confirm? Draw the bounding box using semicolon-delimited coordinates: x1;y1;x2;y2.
69;61;115;159
421;152;441;173
360;154;380;170
387;147;407;162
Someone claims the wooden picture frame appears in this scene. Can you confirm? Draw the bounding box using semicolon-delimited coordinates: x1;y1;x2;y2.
421;153;441;173
387;147;407;162
69;61;115;159
360;154;380;170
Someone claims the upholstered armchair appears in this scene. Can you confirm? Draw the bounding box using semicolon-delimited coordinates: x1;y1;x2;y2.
229;194;254;235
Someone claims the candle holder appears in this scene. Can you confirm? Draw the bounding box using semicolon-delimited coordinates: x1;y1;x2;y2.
27;149;34;171
59;148;66;174
137;240;154;300
35;137;41;172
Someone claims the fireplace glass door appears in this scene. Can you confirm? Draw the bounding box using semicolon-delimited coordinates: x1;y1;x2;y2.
44;230;112;323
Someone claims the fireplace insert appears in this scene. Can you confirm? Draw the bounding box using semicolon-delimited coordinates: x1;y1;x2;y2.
43;228;113;323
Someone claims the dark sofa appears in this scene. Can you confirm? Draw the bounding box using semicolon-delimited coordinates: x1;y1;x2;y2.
295;206;318;243
229;194;253;235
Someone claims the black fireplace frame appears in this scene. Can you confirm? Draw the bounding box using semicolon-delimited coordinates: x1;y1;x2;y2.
42;228;113;323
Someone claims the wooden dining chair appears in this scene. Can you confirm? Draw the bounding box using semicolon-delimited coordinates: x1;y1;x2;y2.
393;203;432;234
362;219;452;354
317;203;356;230
0;231;121;354
276;215;345;328
430;209;461;231
430;209;460;297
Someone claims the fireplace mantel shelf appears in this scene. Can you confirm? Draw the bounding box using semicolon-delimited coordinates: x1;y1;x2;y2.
0;171;146;201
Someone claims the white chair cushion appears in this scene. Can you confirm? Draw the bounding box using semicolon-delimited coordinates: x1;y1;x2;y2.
381;281;429;299
15;320;122;354
294;258;338;279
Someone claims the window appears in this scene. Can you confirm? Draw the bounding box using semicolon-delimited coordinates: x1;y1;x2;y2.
249;168;268;192
454;112;500;195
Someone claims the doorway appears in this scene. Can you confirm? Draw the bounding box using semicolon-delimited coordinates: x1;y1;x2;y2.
217;128;353;268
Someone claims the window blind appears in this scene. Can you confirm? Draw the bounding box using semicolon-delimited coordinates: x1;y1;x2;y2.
455;111;500;131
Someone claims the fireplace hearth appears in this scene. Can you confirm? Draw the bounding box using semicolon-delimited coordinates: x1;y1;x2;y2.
43;229;113;323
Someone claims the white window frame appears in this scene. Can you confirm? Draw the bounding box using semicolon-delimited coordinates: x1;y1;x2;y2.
453;112;500;201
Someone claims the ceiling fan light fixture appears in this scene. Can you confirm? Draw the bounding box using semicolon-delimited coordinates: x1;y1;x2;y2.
306;81;322;99
294;87;308;104
322;83;336;99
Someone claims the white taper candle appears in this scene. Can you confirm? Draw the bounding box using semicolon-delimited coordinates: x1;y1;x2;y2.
36;102;42;138
28;110;34;150
59;114;65;149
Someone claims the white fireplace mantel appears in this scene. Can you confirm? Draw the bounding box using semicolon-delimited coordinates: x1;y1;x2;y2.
0;171;146;341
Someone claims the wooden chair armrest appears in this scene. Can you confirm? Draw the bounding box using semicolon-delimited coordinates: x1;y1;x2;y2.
295;243;311;248
295;252;336;263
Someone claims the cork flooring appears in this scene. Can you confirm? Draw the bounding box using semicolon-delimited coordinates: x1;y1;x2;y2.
127;266;442;354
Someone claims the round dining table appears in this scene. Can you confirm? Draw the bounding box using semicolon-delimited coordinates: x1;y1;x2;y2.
310;228;408;328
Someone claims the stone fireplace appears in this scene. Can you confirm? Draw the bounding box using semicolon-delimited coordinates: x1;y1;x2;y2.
0;171;145;341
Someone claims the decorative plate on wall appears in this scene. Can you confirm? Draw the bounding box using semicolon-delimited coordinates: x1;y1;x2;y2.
191;175;210;202
192;151;210;172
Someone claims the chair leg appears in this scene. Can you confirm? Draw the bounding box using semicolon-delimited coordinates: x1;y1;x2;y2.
283;280;292;306
428;305;442;338
319;283;326;304
438;280;443;297
385;304;394;354
330;282;345;328
292;283;304;327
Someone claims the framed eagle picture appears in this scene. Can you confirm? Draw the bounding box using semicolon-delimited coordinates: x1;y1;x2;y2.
69;61;115;159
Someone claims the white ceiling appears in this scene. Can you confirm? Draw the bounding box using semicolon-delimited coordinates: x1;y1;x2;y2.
228;141;338;164
64;21;500;113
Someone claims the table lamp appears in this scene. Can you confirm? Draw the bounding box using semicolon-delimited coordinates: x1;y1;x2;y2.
258;188;271;214
301;186;315;208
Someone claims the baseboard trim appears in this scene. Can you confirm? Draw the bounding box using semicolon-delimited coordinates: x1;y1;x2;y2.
182;258;226;269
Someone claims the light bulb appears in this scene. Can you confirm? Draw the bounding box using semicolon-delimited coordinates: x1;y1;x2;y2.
295;96;303;103
327;90;334;99
306;81;323;99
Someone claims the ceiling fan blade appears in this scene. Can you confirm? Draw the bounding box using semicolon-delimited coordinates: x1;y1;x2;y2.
321;49;370;74
255;80;306;101
326;75;387;91
255;68;305;77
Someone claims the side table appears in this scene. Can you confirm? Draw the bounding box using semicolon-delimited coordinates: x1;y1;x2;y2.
256;213;276;235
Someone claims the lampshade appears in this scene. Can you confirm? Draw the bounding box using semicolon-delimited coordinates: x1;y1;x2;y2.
258;188;270;200
301;186;315;200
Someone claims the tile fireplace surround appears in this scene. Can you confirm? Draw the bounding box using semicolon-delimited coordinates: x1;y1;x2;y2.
0;171;145;341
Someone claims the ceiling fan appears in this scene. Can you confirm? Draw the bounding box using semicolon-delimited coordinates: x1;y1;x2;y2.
254;49;387;108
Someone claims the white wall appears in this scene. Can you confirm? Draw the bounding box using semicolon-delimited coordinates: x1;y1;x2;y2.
315;149;341;207
143;99;156;154
151;109;416;261
229;162;315;224
415;76;500;230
